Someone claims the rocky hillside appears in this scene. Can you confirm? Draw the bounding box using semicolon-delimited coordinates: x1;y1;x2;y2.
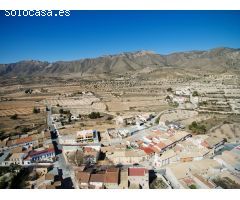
0;47;240;77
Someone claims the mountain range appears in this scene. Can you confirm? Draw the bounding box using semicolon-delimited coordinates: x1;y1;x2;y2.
0;47;240;77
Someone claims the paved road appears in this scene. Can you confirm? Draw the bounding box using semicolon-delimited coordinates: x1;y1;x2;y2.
46;105;77;188
108;110;173;147
0;150;10;164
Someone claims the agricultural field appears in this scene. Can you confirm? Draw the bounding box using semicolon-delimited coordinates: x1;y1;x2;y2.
0;100;45;117
0;113;46;139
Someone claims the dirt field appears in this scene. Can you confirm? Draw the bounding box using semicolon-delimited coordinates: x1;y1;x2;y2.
208;123;240;143
0;113;46;137
0;73;239;141
0;100;45;117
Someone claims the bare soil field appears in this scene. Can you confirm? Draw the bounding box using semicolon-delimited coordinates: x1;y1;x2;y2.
208;123;240;143
0;113;46;137
160;110;199;123
59;116;116;136
0;100;45;117
0;70;239;141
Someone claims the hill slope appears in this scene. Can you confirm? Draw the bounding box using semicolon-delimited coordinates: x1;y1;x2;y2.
0;47;240;77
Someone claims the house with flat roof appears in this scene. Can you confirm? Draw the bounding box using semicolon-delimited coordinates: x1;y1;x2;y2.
76;130;99;144
119;169;128;189
175;140;210;163
1;152;27;166
0;138;8;152
106;149;148;165
203;137;226;151
153;149;177;167
165;159;221;189
115;115;136;126
214;145;240;172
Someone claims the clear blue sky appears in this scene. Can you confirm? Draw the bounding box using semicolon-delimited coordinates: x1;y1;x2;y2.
0;10;240;63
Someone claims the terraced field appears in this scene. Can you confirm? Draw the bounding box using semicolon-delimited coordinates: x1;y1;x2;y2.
0;100;45;117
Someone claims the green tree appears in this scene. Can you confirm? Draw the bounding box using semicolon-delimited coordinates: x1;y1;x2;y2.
150;178;168;189
189;121;206;134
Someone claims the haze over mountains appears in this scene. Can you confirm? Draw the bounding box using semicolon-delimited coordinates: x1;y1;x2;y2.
0;47;240;77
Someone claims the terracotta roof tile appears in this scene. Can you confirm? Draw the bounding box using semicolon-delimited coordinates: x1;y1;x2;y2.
45;173;54;181
128;168;146;176
7;136;34;147
156;142;167;149
140;147;154;155
90;173;105;183
104;168;119;184
29;148;55;157
76;172;91;183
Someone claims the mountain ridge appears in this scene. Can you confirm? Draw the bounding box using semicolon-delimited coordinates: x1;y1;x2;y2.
1;47;240;77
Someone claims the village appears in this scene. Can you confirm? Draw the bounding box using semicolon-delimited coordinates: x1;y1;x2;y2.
0;75;240;189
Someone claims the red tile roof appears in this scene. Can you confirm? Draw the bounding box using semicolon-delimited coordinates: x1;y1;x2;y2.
201;141;209;148
7;136;34;147
16;136;33;145
90;173;105;183
76;172;91;183
128;168;146;176
29;148;55;157
140;147;155;155
150;146;161;153
104;168;119;184
156;142;167;149
183;177;195;185
152;130;162;134
106;168;119;173
84;147;95;152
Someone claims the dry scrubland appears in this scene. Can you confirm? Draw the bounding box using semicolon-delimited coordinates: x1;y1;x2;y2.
0;67;240;140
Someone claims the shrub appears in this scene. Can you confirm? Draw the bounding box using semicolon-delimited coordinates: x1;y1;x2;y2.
192;91;199;97
199;101;208;106
59;108;64;114
150;178;168;189
165;95;171;101
167;87;173;92
24;88;33;94
189;121;206;134
10;114;18;120
107;116;113;120
155;117;160;124
213;177;240;189
33;107;40;114
189;184;197;189
21;127;30;133
88;112;101;119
